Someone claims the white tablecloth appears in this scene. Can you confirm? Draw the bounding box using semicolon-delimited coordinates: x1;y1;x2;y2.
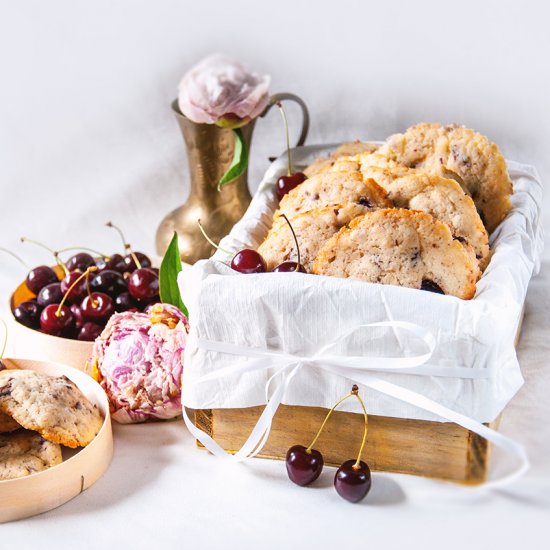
1;1;549;548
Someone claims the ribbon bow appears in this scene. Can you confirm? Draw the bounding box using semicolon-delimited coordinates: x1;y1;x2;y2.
181;321;529;488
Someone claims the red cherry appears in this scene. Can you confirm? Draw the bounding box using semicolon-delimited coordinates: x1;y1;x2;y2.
66;252;95;272
285;445;324;486
70;303;85;329
77;321;104;341
81;292;114;322
273;261;307;273
127;268;159;302
334;460;372;503
276;172;307;200
231;250;267;274
39;304;75;337
26;265;59;294
60;271;88;303
36;282;63;307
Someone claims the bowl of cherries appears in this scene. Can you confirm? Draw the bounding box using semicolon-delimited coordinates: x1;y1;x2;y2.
7;223;159;371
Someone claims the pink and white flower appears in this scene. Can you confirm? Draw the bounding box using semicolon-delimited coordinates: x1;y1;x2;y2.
178;54;271;127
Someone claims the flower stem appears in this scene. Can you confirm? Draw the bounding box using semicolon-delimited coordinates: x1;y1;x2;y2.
276;102;293;177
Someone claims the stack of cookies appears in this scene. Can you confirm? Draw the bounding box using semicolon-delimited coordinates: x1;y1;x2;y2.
0;369;104;480
258;123;513;300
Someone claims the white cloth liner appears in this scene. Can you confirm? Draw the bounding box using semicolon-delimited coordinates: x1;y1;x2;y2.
179;145;543;425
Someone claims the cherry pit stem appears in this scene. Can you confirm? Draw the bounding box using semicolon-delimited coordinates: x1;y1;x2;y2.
56;246;110;261
197;219;232;256
56;266;97;317
0;247;30;269
0;317;7;360
280;214;300;271
306;384;369;469
276;102;293;177
105;221;141;269
21;237;69;276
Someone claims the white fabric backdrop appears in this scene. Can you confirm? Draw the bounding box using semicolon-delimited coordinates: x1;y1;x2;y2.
0;1;549;548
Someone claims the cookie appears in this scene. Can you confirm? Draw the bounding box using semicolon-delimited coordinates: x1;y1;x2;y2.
313;209;478;299
377;123;512;232
276;171;392;226
304;141;379;177
258;204;369;271
0;412;20;433
360;165;490;271
0;370;104;448
0;429;62;480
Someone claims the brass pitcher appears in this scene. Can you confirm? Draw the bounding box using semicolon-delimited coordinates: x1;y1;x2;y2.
155;94;309;263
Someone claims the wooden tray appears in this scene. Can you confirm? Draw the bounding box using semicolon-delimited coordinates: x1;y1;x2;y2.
0;358;113;522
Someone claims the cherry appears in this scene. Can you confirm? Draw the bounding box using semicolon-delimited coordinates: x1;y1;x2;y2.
13;300;42;329
26;265;59;294
66;252;95;272
124;252;151;272
81;292;114;322
231;250;267;274
90;269;127;297
334;460;372;503
40;304;75;337
36;282;63;307
114;292;137;312
60;271;88;303
77;321;104;342
70;304;85;329
127;268;159;302
420;279;445;294
276;172;307;200
273;261;307;273
286;445;324;486
96;253;126;273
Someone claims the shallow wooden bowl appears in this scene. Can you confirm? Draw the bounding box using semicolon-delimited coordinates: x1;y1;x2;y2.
0;358;113;523
9;266;94;373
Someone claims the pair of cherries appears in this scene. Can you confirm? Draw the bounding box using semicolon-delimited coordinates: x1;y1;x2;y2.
285;385;372;503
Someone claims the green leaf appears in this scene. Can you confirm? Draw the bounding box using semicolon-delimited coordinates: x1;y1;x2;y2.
159;232;188;317
218;128;248;190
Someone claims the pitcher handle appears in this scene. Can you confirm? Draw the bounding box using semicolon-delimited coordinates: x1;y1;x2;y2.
261;92;310;148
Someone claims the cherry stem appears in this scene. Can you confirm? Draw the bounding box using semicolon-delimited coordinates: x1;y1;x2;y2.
280;214;300;271
56;246;110;261
351;386;369;470
0;317;7;360
276;102;293;177
105;221;141;269
20;237;69;276
56;266;98;317
306;390;355;454
197;220;232;256
0;247;30;269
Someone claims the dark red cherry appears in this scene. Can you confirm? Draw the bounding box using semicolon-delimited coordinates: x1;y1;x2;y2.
26;265;59;294
127;268;159;302
66;252;95;272
36;282;63;307
231;249;267;274
276;172;307;200
96;253;126;273
273;261;307;273
60;271;87;303
334;460;372;503
420;279;445;294
285;445;324;486
114;291;137;312
90;269;127;297
123;252;151;272
77;321;104;341
39;304;75;336
13;300;42;329
81;292;114;322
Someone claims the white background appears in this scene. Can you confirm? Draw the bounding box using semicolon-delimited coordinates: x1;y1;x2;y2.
1;1;549;548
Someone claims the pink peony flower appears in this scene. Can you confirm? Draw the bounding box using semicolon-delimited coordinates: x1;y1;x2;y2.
178;54;271;127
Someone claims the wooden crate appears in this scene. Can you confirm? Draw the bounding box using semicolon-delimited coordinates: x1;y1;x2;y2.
194;406;499;485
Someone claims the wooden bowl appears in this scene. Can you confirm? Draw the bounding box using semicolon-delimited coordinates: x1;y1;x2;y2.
9;265;94;373
0;358;113;523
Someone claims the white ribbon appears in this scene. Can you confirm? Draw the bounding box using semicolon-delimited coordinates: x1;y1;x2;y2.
182;321;529;488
